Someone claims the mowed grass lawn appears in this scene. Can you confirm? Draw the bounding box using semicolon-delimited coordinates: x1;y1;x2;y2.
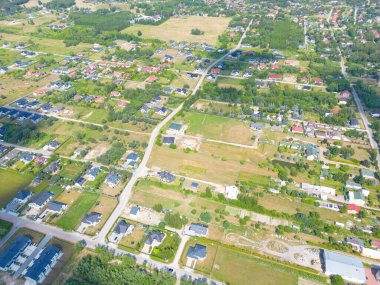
183;112;253;145
212;247;298;285
56;192;99;231
123;16;230;45
0;169;33;207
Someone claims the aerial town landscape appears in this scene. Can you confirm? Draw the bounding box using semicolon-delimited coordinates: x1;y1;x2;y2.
0;0;379;284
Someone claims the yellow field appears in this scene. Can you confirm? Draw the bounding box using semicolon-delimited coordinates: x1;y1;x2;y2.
123;16;231;45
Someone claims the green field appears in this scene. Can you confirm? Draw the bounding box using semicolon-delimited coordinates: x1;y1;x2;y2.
0;169;33;207
183;112;253;144
56;192;99;231
0;219;12;240
212;247;298;285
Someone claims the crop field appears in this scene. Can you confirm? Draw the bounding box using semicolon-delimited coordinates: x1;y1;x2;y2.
181;112;254;145
123;16;231;45
56;192;99;231
0;169;33;208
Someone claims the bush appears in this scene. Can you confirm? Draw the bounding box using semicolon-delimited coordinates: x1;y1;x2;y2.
200;212;212;223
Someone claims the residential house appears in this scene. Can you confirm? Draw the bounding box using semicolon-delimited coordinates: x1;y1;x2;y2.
43;161;60;174
5;189;33;213
167;123;182;135
145;230;165;247
75;177;86;188
128;204;141;216
158;171;175;183
19;153;35;164
29;191;54;210
361;169;375;180
349;118;359;128
187;244;207;261
44;140;59;151
105;173;120;188
291;125;304;134
81;212;102;226
85;167;100;181
346;191;366;206
109;220;134;244
155;106;168;116
184;223;208;237
46;201;67;214
250;122;264;131
225;185;239;200
345;181;362;190
347;204;361;214
162;136;175;145
345;237;364;251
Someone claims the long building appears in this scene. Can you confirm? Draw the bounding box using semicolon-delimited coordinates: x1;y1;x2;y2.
25;245;62;284
0;235;32;271
323;249;366;284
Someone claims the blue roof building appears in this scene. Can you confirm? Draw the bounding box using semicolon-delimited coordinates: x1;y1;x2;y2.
25;245;62;284
187;244;207;260
323;249;365;284
0;235;32;270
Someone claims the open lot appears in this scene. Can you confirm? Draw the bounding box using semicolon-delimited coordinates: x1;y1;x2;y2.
84;195;117;236
148;142;276;185
123;16;231;45
182;112;254;145
56;192;99;231
0;168;33;208
118;222;145;253
212;246;298;285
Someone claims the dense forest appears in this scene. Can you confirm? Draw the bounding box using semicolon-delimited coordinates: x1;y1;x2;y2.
66;253;176;285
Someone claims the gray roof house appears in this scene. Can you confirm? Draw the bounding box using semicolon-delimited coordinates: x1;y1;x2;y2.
47;201;67;214
187;244;207;261
82;212;102;226
109;220;134;244
145;230;165;246
323;249;366;284
105;173;120;188
345;237;364;251
14;189;33;203
158;171;175;183
5;189;33;213
29;191;54;209
361;169;375;180
163;136;175;145
19;152;35;164
43;161;60;174
86;167;100;181
184;223;208;237
250;122;264;131
0;235;32;271
130;205;140;216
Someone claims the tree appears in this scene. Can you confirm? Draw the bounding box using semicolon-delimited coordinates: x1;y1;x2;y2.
331;275;345;285
137;30;142;36
200;212;212;223
153;204;163;212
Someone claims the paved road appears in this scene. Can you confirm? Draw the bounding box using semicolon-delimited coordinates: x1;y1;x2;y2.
0;142;52;156
96;19;254;244
0;212;222;284
331;30;380;169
